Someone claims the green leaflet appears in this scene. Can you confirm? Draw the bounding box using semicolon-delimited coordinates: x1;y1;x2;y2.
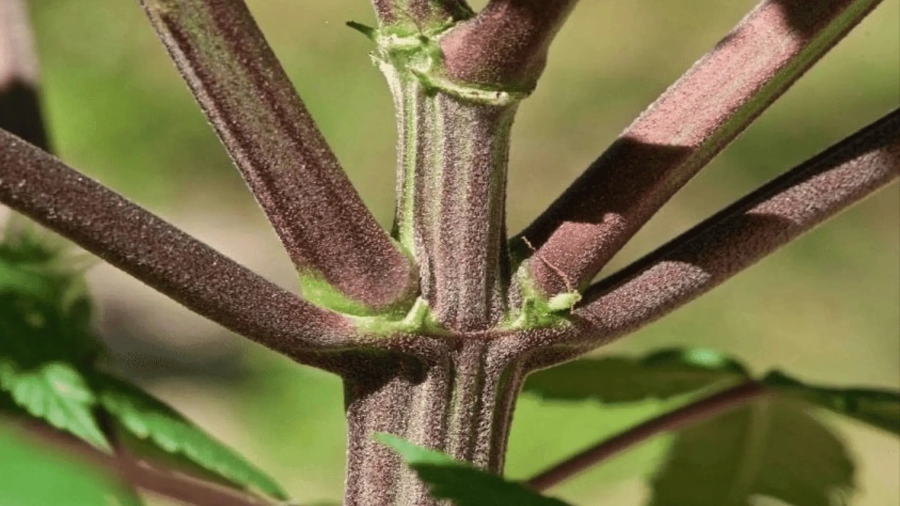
523;348;750;403
648;397;855;506
377;433;571;506
97;376;289;500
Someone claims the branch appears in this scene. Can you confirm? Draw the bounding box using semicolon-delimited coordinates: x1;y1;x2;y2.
0;0;50;150
526;382;766;491
371;0;473;28
139;0;417;313
528;110;898;362
0;130;356;360
510;109;900;366
440;0;579;90
515;0;883;298
14;420;275;506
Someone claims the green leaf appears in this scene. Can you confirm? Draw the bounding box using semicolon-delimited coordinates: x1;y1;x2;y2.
648;397;855;506
0;422;123;506
377;433;572;506
0;361;109;450
764;370;900;436
0;226;103;367
96;376;289;500
523;348;750;403
0;260;54;299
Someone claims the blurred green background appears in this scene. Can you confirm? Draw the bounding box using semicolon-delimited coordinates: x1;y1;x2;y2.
21;0;900;504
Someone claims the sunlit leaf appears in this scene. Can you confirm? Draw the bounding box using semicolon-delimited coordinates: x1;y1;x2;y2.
524;348;750;403
377;433;572;506
648;397;855;506
97;376;289;500
764;370;900;435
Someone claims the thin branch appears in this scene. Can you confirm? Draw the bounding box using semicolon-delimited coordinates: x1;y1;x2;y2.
139;0;417;312
515;0;883;298
526;382;767;492
13;420;275;506
371;0;473;28
440;0;579;90
516;110;899;363
0;130;356;359
0;0;50;150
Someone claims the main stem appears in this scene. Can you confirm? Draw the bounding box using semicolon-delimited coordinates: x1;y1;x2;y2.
340;24;526;505
342;344;525;506
379;28;519;332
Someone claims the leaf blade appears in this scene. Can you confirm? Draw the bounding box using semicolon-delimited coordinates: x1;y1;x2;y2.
523;348;750;403
764;370;900;435
648;397;855;506
97;376;289;500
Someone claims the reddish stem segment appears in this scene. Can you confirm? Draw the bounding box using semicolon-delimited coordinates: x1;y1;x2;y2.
371;0;473;27
139;0;417;313
516;0;883;298
440;0;579;90
0;131;355;359
526;382;767;492
0;0;49;150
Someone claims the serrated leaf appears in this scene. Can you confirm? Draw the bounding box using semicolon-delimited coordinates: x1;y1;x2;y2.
377;433;572;506
0;421;124;506
96;376;289;500
524;348;750;403
648;397;855;506
0;361;109;450
764;370;900;436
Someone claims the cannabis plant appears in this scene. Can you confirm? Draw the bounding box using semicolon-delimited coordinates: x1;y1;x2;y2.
0;0;897;505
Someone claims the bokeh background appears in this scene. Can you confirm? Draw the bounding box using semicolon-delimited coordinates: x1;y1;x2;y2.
19;0;900;504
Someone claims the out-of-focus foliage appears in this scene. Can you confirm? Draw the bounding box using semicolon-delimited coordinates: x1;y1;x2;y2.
765;371;900;436
0;420;132;506
0;225;289;502
648;398;855;506
522;348;898;505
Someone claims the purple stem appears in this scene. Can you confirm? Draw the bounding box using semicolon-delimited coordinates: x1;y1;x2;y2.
0;131;356;361
139;0;417;312
370;0;473;27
